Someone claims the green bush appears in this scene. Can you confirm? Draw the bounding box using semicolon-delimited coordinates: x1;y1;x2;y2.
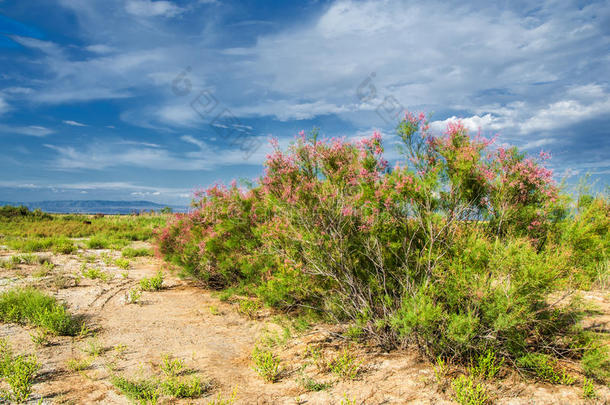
0;287;79;335
122;247;153;258
140;271;163;291
0;339;40;403
516;353;574;384
155;112;607;377
452;374;489;405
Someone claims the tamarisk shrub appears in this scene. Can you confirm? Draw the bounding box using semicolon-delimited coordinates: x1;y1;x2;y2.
156;113;606;378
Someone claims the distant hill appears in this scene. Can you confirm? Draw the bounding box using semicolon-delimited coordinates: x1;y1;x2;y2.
0;200;187;214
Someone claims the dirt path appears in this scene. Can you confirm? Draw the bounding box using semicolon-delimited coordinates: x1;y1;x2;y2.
0;247;608;404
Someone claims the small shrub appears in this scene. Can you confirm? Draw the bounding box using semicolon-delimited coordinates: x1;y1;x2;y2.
126;288;142;304
140;271;163;291
207;388;237;405
66;357;92;372
82;338;104;357
30;329;51;347
452;374;489;405
161;376;210;398
329;349;363;380
470;350;503;380
52;238;77;255
251;347;281;382
582;377;596;399
122;247;153;258
86;237;110;249
237;299;262;319
0;287;78;335
0;339;40;403
297;375;332;391
81;266;111;282
114;258;130;270
516;353;574;385
581;346;610;382
160;355;185;377
433;356;448;385
110;374;160;404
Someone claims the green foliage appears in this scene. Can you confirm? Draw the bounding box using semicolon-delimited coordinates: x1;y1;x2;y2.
81;265;112;282
66;357;92;372
111;375;160;405
0;287;79;335
0;339;40;403
114;257;131;269
581;346;610;382
161;376;210;398
237;299;262;319
516;353;574;385
297;375;332;391
452;375;489;405
140;271;164;291
126;288;142;304
470;350;503;380
251;347;282;382
160;355;185;378
122;247;153;258
30;328;51;347
329;349;363;380
582;377;597;399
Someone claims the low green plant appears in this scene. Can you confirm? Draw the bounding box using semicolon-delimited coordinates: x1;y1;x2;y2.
140;271;163;291
126;288;142;304
161;376;210;398
452;374;489;405
340;393;357;405
297;374;332;391
100;252;114;266
110;374;160;405
66;356;92;372
0;339;40;403
86;236;110;249
160;354;185;377
329;349;363;380
209;305;220;315
33;261;55;278
433;356;448;385
30;329;51;347
582;377;597;399
251;347;281;382
0;287;79;335
581;345;610;382
516;353;575;385
52;238;77;255
470;350;504;380
237;299;262;319
207;388;237;405
114;258;131;270
81;266;111;282
122;247;153;258
82;338;104;357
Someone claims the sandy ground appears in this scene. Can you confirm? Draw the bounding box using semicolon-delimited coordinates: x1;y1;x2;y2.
0;244;608;404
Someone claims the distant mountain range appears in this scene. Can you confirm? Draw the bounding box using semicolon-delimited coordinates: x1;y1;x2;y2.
0;200;187;214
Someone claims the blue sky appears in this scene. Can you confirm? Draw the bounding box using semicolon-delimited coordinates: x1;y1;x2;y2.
0;0;609;205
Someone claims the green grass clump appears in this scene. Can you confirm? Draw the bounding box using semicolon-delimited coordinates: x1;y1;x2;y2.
516;353;575;385
329;349;363;380
0;338;40;403
0;287;79;335
251;347;282;382
160;355;185;378
581;345;610;382
122;247;153;258
470;350;504;380
140;271;164;291
161;376;210;398
452;374;489;405
111;375;160;405
297;375;333;391
66;357;92;372
81;265;112;282
114;258;131;270
582;377;597;399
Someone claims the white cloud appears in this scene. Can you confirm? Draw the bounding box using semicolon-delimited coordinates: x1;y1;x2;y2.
62;120;87;127
0;97;8;115
0;124;54;137
429;114;503;134
519;97;610;134
85;44;115;54
125;0;183;17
